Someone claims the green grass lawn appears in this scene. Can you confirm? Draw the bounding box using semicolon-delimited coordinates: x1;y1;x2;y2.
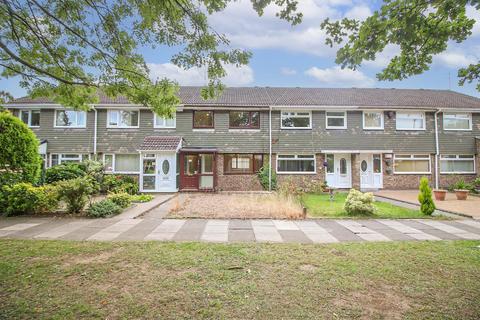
302;193;426;218
1;240;479;319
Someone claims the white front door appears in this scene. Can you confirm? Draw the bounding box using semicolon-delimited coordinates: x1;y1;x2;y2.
140;152;177;192
359;153;383;189
325;153;352;188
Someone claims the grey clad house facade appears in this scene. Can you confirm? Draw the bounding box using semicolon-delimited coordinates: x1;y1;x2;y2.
6;87;480;192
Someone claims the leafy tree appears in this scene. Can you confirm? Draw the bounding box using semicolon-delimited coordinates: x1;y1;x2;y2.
0;111;42;185
321;0;480;91
0;0;301;115
418;177;436;216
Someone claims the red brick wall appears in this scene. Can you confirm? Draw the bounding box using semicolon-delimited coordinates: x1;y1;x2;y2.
382;154;435;189
215;154;264;191
274;154;326;188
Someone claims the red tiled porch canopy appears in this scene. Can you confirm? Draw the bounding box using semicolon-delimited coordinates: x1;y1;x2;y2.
138;136;182;151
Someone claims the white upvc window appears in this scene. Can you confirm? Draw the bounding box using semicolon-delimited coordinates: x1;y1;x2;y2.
440;155;475;174
276;154;316;174
326;111;347;129
396;112;425;130
443;113;472;131
362;111;384;130
102;153;140;173
55;110;86;128
154;113;176;128
393;154;431;174
50;153;89;166
280;111;312;129
20;109;40;127
107;110;139;128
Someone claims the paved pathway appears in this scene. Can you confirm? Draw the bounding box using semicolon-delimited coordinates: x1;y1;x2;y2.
1;217;480;243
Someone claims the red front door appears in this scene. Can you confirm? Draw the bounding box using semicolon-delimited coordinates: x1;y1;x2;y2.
180;152;216;191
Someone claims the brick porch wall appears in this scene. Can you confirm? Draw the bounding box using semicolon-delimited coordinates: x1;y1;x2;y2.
274;154;326;188
351;154;361;189
215;154;265;191
382;154;435;189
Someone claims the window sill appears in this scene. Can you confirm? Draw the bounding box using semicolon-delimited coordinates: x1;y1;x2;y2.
280;127;312;130
363;127;384;131
192;129;215;132
395;128;426;131
228;129;261;133
443;129;472;132
439;172;476;175
393;172;431;175
326;127;347;130
276;172;317;175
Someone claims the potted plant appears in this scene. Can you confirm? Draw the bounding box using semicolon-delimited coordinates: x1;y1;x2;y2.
433;189;447;201
452;180;470;200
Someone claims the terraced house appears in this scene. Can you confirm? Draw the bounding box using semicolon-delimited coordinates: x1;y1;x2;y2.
5;87;480;193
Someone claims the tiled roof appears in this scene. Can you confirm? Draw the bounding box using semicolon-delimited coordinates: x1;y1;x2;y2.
8;87;480;109
138;136;182;151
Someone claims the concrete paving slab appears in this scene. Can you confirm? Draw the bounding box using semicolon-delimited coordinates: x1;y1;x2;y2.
251;220;274;227
6;220;69;239
456;220;480;230
418;220;480;240
201;220;229;242
144;219;186;241
172;219;207;241
377;220;440;241
252;225;282;242
229;220;252;230
448;221;480;234
296;221;339;243
34;220;94;239
228;229;255;242
316;220;363;242
114;219;163;241
278;230;312;243
87;219;142;241
60;219;120;240
273;220;299;231
336;220;391;241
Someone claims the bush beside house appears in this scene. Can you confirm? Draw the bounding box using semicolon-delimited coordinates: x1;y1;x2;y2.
418;177;436;216
344;189;376;215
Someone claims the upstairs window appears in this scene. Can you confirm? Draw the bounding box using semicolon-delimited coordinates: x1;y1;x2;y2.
55;110;86;128
326;111;347;129
440;155;475;174
154;113;176;128
277;155;315;174
281;111;311;129
107;110;139;128
396;112;425;130
224;154;263;174
363;111;384;130
193;111;214;128
20;110;40;127
394;154;430;174
229;111;260;129
443;113;472;131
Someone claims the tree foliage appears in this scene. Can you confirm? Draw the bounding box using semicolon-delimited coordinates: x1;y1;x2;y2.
321;0;480;91
418;177;436;216
0;111;42;185
0;0;301;115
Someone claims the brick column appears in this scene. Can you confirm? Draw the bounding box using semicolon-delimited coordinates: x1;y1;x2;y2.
351;153;360;190
476;138;480;175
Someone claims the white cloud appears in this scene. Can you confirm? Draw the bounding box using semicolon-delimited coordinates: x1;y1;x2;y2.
344;5;372;20
305;66;374;87
466;5;480;37
147;63;254;86
280;67;297;75
363;44;401;68
436;51;477;68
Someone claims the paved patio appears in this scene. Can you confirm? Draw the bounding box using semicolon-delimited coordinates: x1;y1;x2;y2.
375;190;480;219
1;216;479;243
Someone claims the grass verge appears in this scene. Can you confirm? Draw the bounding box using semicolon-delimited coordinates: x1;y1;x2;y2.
302;193;427;218
1;239;479;319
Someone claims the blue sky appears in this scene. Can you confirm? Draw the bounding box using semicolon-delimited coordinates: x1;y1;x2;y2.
3;0;480;98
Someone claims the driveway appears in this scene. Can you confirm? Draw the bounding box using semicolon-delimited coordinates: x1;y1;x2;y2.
375;190;480;219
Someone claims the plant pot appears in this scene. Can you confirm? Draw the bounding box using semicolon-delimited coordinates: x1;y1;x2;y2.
454;189;469;200
433;189;447;201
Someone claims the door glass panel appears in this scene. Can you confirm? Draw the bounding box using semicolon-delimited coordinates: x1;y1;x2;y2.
361;160;367;172
340;158;347;175
201;154;213;173
326;154;334;173
162;159;170;175
200;176;214;189
143;159;156;174
184;155;198;175
142;176;156;190
373;154;381;173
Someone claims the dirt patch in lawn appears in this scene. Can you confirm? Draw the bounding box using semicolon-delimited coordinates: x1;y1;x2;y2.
167;193;304;219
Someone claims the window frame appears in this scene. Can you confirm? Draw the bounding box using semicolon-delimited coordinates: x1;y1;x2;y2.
107;109;140;128
395;112;426;131
362;111;384;130
50;153;89;167
54;110;87;128
229;111;260;129
223;153;264;175
393;154;431;174
280;111;312;130
153;113;176;129
442;113;472;131
193;110;215;129
276;154;316;175
326;111;347;129
20;109;40;128
102;153;141;174
440;155;476;174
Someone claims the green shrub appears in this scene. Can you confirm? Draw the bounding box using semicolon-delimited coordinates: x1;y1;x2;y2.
278;177;304;197
344;189;376;215
418;177;436;216
45;163;85;184
257;165;277;191
1;183;59;216
101;174;139;195
130;194;154;203
449;179;474;192
87;199;122;218
0;111;42;186
56;176;99;213
80;160;105;184
107;192;132;208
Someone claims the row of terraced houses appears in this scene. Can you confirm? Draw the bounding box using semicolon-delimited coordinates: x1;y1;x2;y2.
5;87;480;193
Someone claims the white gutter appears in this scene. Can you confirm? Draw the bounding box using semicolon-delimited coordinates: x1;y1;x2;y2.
434;110;441;189
269;106;272;192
